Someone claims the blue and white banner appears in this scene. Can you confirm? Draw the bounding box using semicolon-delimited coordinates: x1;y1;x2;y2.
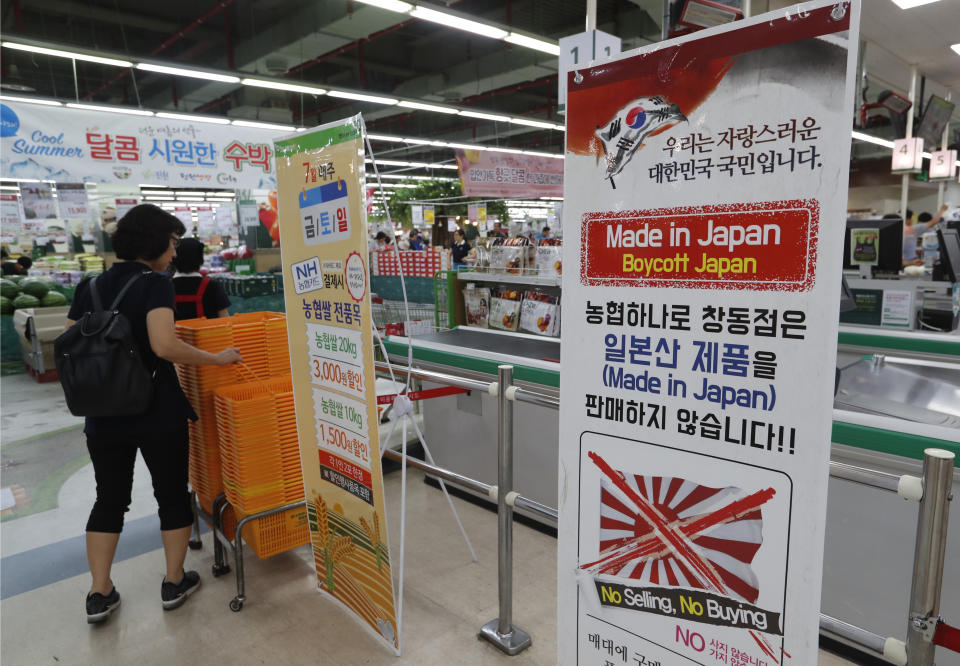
0;101;280;190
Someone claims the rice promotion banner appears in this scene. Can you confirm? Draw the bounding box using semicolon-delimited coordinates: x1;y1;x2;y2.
557;1;860;664
274;115;399;653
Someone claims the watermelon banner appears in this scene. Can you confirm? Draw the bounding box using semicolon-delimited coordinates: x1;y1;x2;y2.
274;116;399;653
557;1;860;664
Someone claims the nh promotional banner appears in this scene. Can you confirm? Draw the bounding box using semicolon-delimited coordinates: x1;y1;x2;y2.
274;116;400;653
0;101;278;190
558;2;860;664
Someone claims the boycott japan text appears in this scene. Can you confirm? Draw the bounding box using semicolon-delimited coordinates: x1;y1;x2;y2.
581;200;818;290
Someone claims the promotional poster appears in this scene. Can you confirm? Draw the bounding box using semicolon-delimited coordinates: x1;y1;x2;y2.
455;148;564;198
1;101;278;189
557;2;860;664
274;116;399;653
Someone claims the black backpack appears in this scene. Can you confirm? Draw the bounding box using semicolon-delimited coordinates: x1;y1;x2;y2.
55;271;156;417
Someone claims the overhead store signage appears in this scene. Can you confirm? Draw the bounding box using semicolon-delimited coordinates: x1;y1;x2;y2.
891;137;923;174
929;149;957;181
0;193;23;244
557;30;622;116
274;116;399;654
557;2;860;665
0;101;278;189
455;149;563;198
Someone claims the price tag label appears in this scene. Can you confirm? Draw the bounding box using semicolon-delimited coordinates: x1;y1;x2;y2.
298;180;351;246
306;322;365;399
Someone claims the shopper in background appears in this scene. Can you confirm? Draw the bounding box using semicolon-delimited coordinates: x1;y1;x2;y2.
171;237;230;320
373;231;392;250
451;228;471;270
536;226;553;241
490;221;508;238
66;204;242;625
2;254;32;275
408;228;424;250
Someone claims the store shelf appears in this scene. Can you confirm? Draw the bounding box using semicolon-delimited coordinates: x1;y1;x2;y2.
456;271;561;287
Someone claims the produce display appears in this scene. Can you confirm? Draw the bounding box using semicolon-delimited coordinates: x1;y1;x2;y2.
0;276;72;311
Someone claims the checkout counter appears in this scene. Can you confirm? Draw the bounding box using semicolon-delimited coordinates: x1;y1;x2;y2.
381;313;959;653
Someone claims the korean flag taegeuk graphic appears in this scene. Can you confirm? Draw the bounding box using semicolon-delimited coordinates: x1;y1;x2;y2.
595;96;686;187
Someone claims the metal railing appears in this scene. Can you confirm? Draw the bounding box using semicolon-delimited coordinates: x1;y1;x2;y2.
378;358;955;664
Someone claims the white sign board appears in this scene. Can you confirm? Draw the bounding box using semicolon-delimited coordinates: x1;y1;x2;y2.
558;3;860;665
891;137;923;173
929;149;957;181
558;30;621;115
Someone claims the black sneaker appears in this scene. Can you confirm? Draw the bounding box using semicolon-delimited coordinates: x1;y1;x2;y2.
86;587;121;624
161;570;201;610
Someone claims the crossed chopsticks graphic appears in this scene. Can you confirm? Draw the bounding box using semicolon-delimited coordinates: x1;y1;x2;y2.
582;451;785;663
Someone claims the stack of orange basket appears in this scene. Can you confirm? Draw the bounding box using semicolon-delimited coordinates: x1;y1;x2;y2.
175;312;289;515
214;374;308;558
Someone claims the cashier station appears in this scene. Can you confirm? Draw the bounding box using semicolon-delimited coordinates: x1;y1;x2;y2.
379;221;959;655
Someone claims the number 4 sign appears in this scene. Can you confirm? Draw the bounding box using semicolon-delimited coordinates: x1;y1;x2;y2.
557;30;621;115
891;137;923;174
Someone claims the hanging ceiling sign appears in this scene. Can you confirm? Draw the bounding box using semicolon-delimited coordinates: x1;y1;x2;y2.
0;101;278;190
455;149;564;198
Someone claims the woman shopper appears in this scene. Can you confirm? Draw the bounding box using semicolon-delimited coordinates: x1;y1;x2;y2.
66;204;242;624
171;237;231;320
451;228;471;270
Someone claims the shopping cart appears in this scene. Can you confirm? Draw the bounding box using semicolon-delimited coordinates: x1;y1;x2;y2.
371;296;436;336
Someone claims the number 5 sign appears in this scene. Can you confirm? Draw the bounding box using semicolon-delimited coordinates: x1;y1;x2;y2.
557;30;621;115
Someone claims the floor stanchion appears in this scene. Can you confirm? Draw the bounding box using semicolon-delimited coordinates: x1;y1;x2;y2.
480;365;532;655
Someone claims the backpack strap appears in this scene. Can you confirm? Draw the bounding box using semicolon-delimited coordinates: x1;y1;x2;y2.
89;275;104;312
107;271;150;311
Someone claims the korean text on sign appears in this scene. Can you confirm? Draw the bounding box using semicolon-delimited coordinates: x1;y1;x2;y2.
299;180;351;246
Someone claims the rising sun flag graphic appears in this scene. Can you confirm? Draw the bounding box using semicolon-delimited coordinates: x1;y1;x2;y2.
580;452;786;662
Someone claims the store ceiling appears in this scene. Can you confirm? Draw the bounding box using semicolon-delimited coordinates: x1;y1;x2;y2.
1;0;957;172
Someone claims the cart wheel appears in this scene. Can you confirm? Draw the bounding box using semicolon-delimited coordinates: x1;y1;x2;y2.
212;563;231;577
188;539;203;550
229;598;243;612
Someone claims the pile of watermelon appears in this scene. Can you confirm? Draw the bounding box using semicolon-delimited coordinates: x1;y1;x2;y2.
0;276;70;314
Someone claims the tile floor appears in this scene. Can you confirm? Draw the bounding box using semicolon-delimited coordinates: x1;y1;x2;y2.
0;374;860;665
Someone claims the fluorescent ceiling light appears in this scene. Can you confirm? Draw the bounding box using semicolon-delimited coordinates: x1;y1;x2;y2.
524;151;564;159
504;33;560;55
205;191;235;196
447;142;487;151
409;7;508;39
367;134;405;142
952;43;960;55
241;78;326;95
487;147;525;154
141;190;172;196
328;90;399;105
510;117;557;129
156;112;231;124
459;110;510;122
136;63;240;83
1;178;42;183
0;95;63;106
890;0;942;8
851;130;894;149
398;100;459;114
1;41;132;67
369;159;413;167
138;183;167;188
403;137;448;146
175;191;203;195
231;119;296;131
66;103;154;116
353;0;413;11
145;196;175;200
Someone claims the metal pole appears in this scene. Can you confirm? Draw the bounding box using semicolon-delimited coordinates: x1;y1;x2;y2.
936;92;951;210
480;366;532;655
899;66;917;220
585;0;597;31
906;448;955;664
661;0;671;40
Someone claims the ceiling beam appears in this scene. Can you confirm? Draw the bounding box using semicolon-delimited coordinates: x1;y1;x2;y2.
21;0;220;41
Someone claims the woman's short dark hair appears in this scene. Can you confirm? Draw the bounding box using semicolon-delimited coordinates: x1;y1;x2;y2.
111;204;186;261
173;237;205;273
16;256;32;270
454;228;464;238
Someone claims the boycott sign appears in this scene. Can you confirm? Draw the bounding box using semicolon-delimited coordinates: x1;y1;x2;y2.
557;2;860;665
274;116;399;653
